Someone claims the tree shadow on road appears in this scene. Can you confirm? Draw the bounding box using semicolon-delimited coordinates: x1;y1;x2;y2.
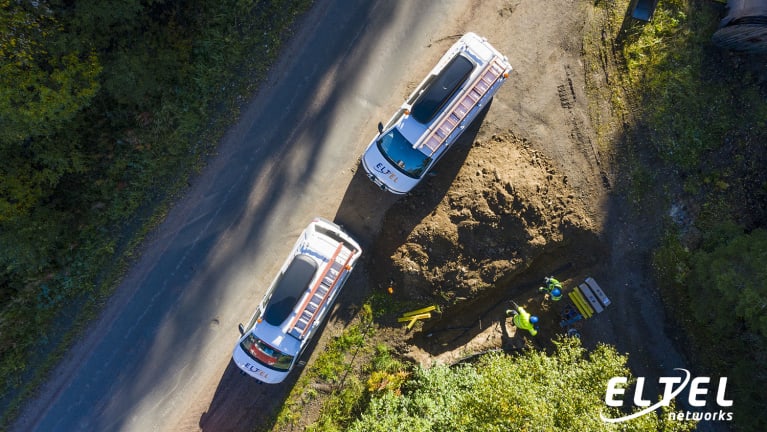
199;361;297;431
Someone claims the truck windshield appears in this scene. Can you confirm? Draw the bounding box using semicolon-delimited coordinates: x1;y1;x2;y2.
240;333;294;371
376;128;431;179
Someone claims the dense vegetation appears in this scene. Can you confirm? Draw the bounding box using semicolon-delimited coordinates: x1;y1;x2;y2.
614;0;767;430
276;325;696;431
0;0;311;424
349;338;694;432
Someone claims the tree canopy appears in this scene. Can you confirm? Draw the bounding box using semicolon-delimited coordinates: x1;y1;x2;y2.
687;225;767;430
0;0;313;423
1;1;101;217
689;225;767;338
349;338;696;432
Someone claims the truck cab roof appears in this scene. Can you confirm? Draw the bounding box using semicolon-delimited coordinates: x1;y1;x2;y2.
263;254;318;326
410;55;475;124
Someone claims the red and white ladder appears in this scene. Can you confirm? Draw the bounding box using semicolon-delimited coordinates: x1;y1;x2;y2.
288;244;353;339
415;57;507;156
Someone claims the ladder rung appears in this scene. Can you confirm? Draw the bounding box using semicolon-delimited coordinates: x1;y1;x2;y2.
417;61;506;157
287;243;345;336
414;56;507;156
295;246;355;339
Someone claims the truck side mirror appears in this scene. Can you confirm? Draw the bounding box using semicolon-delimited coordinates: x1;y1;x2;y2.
377;122;383;134
238;323;245;335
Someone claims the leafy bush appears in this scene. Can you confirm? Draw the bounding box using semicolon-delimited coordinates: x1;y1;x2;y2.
369;343;405;374
349;338;695;432
654;223;767;431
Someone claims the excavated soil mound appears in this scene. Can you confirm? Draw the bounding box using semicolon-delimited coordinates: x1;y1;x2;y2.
375;132;599;304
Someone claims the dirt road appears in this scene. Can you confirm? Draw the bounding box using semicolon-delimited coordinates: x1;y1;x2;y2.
13;0;708;431
11;1;492;431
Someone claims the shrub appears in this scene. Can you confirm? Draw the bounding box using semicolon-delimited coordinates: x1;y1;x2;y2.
349;338;695;432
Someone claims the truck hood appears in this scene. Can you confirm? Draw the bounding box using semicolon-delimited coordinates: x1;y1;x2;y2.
232;343;290;384
361;138;420;194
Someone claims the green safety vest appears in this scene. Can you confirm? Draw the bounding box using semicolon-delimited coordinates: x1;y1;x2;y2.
547;278;563;301
513;307;537;336
548;278;562;290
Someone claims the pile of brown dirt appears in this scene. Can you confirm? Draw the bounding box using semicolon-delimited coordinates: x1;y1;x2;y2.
375;132;599;306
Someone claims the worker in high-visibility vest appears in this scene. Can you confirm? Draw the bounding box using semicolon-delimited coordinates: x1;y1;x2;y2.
539;276;563;301
506;306;538;336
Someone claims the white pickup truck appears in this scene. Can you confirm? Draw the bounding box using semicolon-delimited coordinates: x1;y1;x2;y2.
232;218;362;383
361;32;512;194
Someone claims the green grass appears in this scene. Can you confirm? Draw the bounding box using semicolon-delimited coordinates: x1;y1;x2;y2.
620;0;764;174
589;1;767;430
273;322;370;430
312;323;368;383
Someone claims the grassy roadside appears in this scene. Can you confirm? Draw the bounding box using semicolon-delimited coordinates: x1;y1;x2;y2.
269;295;413;432
0;1;314;427
587;1;767;430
